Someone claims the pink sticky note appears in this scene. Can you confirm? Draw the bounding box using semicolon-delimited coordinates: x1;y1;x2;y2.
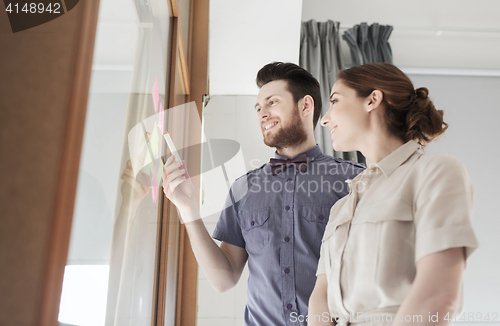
151;168;159;203
158;103;164;132
152;185;158;203
152;77;159;113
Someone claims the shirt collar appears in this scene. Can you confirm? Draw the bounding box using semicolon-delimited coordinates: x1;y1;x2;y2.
371;140;421;177
274;145;323;161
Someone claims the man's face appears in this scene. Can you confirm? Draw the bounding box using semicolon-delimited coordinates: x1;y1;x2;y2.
255;80;308;150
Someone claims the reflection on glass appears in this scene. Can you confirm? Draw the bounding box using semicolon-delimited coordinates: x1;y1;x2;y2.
58;0;171;325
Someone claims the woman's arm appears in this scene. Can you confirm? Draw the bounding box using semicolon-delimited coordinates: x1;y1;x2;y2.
392;247;465;326
309;274;336;325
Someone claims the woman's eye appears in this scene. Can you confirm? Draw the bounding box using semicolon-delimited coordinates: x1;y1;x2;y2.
330;99;337;104
270;100;276;105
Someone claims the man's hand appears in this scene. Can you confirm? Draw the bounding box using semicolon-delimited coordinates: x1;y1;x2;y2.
162;155;196;214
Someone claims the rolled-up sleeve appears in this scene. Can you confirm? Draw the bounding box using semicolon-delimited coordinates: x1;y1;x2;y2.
413;153;479;263
212;186;246;249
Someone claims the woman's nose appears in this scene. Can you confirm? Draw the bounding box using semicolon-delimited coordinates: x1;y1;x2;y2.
320;114;329;126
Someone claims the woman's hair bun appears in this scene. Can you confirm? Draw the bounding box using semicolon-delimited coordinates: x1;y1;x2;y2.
337;63;448;147
415;87;429;100
406;87;447;147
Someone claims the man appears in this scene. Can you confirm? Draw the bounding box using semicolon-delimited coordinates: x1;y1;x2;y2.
162;62;364;325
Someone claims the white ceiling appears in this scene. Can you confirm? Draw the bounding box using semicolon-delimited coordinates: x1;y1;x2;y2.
91;0;500;95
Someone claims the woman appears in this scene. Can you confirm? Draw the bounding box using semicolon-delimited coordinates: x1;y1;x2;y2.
308;63;479;326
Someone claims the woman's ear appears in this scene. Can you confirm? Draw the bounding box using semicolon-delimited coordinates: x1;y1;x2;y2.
300;95;314;118
366;90;383;113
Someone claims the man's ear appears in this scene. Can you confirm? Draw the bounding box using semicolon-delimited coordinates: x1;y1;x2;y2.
300;95;314;118
366;90;383;113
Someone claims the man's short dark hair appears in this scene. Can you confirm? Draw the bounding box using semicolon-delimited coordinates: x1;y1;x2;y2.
256;62;322;128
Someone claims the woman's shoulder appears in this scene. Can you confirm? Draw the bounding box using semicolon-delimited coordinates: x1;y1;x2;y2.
411;151;471;187
414;152;467;172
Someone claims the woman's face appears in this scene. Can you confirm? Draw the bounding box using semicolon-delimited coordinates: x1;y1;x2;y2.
320;80;369;152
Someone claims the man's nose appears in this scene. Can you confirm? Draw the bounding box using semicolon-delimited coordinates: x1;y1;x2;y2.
258;108;269;120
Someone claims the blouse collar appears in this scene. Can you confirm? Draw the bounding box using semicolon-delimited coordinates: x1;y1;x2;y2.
372;140;421;177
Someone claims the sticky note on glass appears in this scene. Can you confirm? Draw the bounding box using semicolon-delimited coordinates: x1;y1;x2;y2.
158;103;164;132
152;77;159;113
163;132;189;179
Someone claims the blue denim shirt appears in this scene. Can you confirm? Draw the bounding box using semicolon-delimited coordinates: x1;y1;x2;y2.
213;145;364;326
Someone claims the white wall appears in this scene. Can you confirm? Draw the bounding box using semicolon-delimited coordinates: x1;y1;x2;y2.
209;0;303;95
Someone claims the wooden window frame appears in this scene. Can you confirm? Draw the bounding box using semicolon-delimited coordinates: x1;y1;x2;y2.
0;0;207;324
153;0;209;326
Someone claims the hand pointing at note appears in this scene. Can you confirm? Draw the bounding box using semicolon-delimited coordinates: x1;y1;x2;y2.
161;143;248;295
162;155;196;222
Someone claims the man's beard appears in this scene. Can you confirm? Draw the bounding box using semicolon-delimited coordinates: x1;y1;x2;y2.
263;108;308;150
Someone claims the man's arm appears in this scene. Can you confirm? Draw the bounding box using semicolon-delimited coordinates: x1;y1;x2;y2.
180;203;248;292
309;274;335;325
392;247;465;325
163;156;248;293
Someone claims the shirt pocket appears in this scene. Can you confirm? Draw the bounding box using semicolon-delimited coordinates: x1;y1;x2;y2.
320;214;351;272
351;199;415;284
352;198;413;225
240;207;270;254
300;204;331;254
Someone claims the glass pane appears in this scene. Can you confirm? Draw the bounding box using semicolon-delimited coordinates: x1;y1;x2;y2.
58;0;171;325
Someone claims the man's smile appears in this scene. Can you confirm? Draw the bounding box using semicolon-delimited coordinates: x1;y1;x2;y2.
263;121;279;133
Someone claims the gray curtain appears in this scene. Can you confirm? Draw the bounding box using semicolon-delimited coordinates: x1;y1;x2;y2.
342;22;394;165
300;19;359;162
342;22;393;66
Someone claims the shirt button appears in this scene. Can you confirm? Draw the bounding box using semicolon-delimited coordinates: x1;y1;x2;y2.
284;236;290;242
284;267;290;274
370;168;375;173
285;205;290;211
287;304;293;309
318;215;324;220
250;221;255;226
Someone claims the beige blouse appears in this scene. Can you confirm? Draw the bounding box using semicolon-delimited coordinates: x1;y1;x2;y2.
316;140;479;325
